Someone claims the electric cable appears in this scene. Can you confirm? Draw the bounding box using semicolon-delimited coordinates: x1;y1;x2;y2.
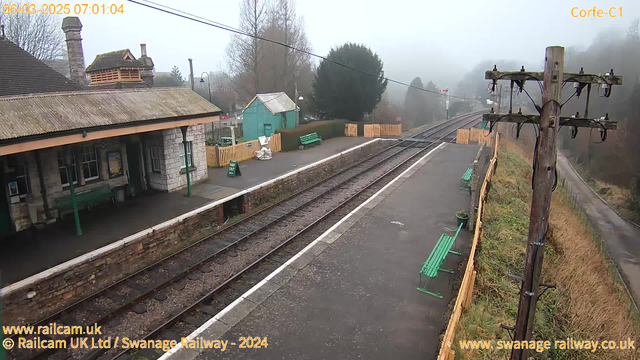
128;0;468;99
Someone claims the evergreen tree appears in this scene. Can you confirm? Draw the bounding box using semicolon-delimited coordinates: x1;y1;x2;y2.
170;66;184;83
313;43;387;121
402;77;427;129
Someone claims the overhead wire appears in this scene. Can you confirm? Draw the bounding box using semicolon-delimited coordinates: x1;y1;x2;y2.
127;0;468;99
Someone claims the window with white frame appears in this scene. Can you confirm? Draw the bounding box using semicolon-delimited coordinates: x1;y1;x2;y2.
58;150;78;187
178;141;193;169
81;145;100;181
150;145;163;173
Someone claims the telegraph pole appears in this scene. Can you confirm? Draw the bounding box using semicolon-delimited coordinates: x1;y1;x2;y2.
483;46;622;360
511;46;563;360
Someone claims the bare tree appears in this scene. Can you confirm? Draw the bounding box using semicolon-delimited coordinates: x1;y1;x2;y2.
0;0;65;61
263;0;311;97
226;0;268;100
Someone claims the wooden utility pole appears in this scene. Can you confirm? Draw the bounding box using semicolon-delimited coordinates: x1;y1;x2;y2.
483;47;622;360
510;46;563;360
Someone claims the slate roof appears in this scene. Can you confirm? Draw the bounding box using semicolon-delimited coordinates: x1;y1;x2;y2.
0;88;221;142
85;49;144;72
0;37;84;97
244;92;297;115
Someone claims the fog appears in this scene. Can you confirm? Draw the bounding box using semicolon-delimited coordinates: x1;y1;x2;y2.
5;0;638;188
22;0;638;94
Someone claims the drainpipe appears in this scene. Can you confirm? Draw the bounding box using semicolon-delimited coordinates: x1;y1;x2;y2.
180;126;191;197
65;146;82;235
35;150;51;219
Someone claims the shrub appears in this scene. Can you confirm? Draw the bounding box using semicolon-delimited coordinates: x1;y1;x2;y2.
277;120;346;151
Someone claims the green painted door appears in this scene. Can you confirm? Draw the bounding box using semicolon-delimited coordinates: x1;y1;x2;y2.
126;143;143;197
264;124;273;137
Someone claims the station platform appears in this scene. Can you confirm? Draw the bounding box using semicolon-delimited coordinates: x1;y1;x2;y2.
165;143;479;360
0;137;371;287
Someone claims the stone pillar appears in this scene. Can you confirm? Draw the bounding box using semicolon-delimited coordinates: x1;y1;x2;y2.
61;17;87;86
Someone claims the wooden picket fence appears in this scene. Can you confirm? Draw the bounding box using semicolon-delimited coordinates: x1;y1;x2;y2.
364;124;402;138
345;123;358;137
206;133;281;167
437;133;499;360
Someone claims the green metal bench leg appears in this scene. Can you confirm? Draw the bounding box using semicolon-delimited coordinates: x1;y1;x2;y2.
416;277;443;298
439;268;454;274
448;250;462;256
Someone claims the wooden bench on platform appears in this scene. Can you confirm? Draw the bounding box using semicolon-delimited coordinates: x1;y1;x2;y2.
460;167;473;190
300;132;322;147
55;184;115;219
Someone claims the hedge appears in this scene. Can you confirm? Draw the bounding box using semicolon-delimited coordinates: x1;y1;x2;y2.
277;120;346;151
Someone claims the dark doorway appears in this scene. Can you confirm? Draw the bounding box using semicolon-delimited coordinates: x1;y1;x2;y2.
0;168;14;238
126;143;143;197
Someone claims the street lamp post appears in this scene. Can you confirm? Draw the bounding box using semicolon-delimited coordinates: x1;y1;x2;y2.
294;82;304;126
200;72;211;103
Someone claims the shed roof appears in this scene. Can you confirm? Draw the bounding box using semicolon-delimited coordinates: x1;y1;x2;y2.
0;37;84;96
86;49;144;72
0;87;221;142
244;92;296;115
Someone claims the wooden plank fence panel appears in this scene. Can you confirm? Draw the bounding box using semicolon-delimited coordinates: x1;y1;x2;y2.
206;146;219;167
364;124;381;138
456;129;470;144
345;123;358;137
379;124;402;136
206;133;282;167
268;133;282;152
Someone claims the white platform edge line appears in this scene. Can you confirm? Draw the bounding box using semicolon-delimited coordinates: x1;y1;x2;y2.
0;139;385;297
157;142;446;360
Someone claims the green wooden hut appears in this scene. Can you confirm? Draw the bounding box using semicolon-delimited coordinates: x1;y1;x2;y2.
242;92;297;141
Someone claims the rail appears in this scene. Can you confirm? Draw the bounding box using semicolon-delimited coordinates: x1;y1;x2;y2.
4;112;483;360
110;112;485;360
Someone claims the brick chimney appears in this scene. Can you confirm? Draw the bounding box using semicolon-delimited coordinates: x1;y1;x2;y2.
61;17;87;86
139;43;155;87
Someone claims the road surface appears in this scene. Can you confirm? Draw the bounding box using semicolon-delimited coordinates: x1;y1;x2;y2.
557;154;640;308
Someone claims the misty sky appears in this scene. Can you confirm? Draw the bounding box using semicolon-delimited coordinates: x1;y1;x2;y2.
34;0;640;97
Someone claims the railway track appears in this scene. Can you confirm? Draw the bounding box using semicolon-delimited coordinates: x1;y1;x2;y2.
5;111;483;360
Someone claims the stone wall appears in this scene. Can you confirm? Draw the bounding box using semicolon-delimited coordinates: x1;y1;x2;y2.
141;125;208;192
244;139;391;211
162;125;208;192
1;204;223;325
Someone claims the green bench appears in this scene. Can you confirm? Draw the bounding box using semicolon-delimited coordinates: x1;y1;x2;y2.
55;184;115;219
417;223;463;298
460;167;473;190
300;132;322;146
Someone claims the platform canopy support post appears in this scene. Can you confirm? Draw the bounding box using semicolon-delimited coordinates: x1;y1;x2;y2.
65;146;82;236
181;126;192;197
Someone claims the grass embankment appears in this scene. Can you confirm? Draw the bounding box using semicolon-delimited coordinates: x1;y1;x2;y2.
568;160;640;224
454;149;639;360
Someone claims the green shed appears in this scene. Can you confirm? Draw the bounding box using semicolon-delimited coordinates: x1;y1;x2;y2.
242;92;297;141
